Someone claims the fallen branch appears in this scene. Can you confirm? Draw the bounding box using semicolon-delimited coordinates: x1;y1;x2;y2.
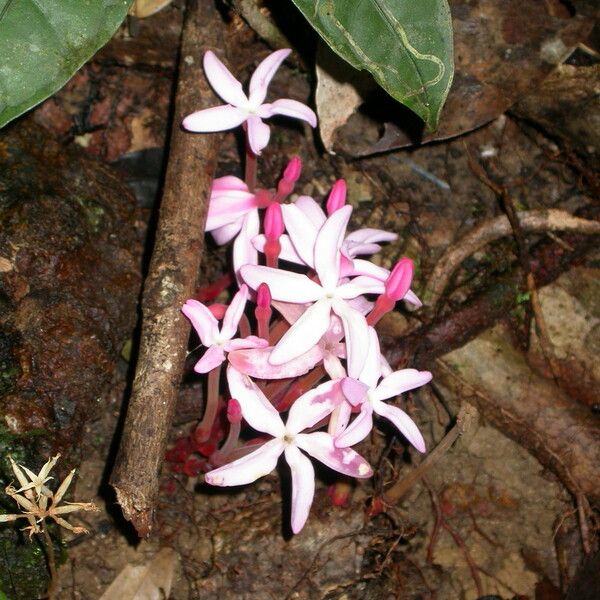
435;330;600;510
383;222;598;369
111;0;223;536
423;209;600;311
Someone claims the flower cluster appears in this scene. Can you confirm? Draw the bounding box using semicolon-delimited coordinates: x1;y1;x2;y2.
177;49;431;533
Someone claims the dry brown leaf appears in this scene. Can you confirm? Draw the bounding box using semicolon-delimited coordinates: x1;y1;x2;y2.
99;547;179;600
129;0;174;18
315;42;373;154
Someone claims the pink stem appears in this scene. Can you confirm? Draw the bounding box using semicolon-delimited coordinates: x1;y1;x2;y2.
195;363;221;442
243;126;258;192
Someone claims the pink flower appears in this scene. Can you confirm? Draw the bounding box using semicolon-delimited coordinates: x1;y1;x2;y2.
241;205;384;376
182;50;317;155
204;367;372;533
182;285;267;373
336;328;431;452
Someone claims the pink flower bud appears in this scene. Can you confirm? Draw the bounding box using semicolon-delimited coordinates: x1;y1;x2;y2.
326;179;347;215
283;156;302;183
276;157;302;199
208;303;227;320
257;282;272;309
227;398;243;424
385;257;414;301
264;203;284;242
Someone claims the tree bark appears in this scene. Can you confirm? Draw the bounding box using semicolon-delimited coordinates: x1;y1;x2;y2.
111;0;223;537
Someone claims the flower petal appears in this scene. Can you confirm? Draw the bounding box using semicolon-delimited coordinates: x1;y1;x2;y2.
334;404;375;448
203;50;248;107
212;175;248;193
263;98;317;127
253;234;304;265
340;377;369;407
205;438;284;486
337;275;385;299
371;369;432;402
359;327;382;389
281;203;318;267
211;220;244;245
287;380;343;434
194;345;225;373
284;445;315;534
229;345;323;379
221;285;249;340
226;335;269;351
281;204;319;267
331;298;369;379
206;189;258;231
226;366;285;437
240;265;323;303
269;299;331;366
346;259;390;282
372;401;426;453
233;210;260;280
182;105;247;132
404;289;423;308
294;195;326;228
314;205;352;289
248;48;291;106
296;432;373;478
246;115;271;155
346;228;397;246
182;299;218;346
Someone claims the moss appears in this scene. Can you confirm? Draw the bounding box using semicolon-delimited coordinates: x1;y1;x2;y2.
0;528;49;600
0;332;21;397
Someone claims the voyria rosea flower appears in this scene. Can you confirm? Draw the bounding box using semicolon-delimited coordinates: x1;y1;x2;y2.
204;367;372;533
182;49;317;155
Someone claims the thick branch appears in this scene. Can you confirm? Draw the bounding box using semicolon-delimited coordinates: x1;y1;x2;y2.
423;209;600;311
111;0;223;537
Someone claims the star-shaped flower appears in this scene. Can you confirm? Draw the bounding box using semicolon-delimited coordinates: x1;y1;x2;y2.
241;205;384;376
336;328;431;452
0;454;97;537
205;367;372;533
182;284;267;373
183;49;317;155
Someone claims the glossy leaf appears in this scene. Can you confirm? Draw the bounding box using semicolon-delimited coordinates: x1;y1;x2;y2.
289;0;454;130
0;0;133;128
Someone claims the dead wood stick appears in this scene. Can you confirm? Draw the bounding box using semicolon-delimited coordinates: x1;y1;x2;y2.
423;209;600;310
111;0;223;537
435;338;600;507
383;225;597;370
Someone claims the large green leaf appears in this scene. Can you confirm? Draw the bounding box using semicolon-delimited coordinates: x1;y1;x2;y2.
290;0;454;130
0;0;133;128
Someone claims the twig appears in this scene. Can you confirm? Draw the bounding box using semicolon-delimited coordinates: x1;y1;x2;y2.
470;155;562;380
434;349;600;548
110;0;223;537
423;478;484;597
383;404;478;503
383;213;599;369
423;209;600;311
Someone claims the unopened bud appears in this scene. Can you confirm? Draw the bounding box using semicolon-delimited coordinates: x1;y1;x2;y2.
257;283;272;309
283;156;302;183
208;303;227;320
326;179;346;215
227;398;243;424
385;257;414;301
264;203;284;241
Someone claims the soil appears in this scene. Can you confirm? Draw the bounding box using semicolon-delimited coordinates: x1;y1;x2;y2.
1;2;598;599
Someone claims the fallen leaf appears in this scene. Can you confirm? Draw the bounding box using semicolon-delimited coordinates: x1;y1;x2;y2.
99;547;179;600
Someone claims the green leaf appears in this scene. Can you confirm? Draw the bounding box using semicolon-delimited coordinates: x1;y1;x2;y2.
0;0;133;128
289;0;454;131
